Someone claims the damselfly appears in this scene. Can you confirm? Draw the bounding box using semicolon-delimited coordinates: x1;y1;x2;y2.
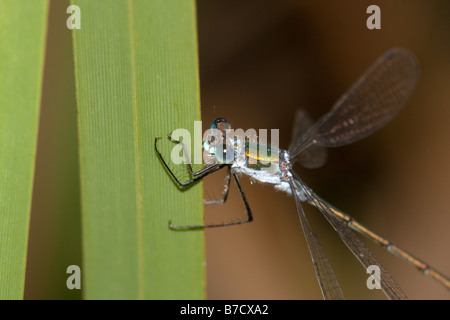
155;48;450;299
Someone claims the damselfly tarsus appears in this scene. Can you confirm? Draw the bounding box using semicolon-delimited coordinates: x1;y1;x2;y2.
155;48;450;299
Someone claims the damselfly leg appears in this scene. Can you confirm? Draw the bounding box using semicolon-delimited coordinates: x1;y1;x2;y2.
155;136;225;187
204;166;231;205
155;136;253;229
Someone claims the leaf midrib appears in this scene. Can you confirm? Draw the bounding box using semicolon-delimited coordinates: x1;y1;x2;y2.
127;0;145;299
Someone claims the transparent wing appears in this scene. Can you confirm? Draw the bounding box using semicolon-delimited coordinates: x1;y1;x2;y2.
310;193;408;300
293;171;408;300
290;48;419;159
288;109;327;169
288;178;345;300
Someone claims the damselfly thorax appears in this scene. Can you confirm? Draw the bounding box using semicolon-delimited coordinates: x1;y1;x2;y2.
203;122;304;199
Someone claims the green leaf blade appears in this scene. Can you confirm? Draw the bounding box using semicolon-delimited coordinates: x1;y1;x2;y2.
73;0;204;299
0;0;49;299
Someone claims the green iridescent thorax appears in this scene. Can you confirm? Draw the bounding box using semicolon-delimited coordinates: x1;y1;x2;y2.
244;142;280;170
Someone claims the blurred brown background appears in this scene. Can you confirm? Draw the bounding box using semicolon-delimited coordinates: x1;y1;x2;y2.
24;0;449;299
199;0;450;299
24;0;81;299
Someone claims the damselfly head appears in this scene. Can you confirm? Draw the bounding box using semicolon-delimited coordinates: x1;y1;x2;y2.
203;118;235;164
211;118;231;133
205;118;231;146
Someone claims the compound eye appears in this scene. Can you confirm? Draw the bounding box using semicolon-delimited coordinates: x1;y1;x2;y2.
211;118;231;132
215;143;234;164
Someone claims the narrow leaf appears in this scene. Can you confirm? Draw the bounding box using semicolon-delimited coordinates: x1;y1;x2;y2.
0;0;49;299
72;0;204;299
